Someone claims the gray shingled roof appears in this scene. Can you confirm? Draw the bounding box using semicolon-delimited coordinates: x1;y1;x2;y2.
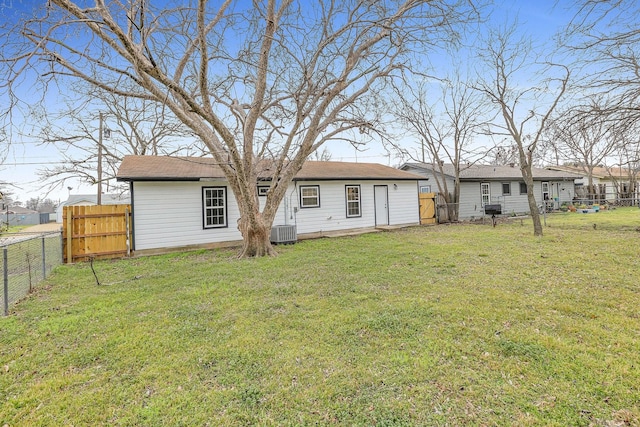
546;165;633;179
0;206;38;214
117;156;423;181
403;163;582;181
59;194;131;206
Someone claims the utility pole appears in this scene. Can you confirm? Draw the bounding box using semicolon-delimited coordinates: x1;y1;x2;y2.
97;112;103;206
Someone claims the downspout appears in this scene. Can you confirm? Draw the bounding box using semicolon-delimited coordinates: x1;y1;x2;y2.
283;196;289;226
129;181;135;252
291;182;299;227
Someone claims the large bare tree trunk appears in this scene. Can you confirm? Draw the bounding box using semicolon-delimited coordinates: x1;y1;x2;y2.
232;169;282;258
523;173;543;236
237;211;275;258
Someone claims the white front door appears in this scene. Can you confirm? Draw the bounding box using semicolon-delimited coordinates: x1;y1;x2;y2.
374;185;389;226
542;182;550;200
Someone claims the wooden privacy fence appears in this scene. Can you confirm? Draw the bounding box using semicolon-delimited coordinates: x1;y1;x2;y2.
63;204;132;263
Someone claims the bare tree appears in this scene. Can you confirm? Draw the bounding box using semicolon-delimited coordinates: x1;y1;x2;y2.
566;1;640;205
487;142;518;166
0;188;13;210
608;123;640;204
307;147;333;162
566;1;640;129
35;83;199;196
0;128;8;165
475;24;569;236
1;0;479;257
24;197;58;212
391;70;489;221
548;103;618;200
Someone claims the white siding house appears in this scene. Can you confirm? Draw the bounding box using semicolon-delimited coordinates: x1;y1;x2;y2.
401;163;581;220
545;165;640;204
117;156;421;253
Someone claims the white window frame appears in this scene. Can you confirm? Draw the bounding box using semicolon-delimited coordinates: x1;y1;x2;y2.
420;185;432;193
346;185;361;218
202;186;227;229
542;181;550;201
481;182;491;206
299;185;320;208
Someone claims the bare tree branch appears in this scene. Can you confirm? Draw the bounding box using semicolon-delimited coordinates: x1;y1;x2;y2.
390;68;492;220
475;23;569;236
1;0;482;257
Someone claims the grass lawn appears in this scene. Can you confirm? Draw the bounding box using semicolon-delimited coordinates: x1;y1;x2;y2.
1;207;639;426
0;225;29;234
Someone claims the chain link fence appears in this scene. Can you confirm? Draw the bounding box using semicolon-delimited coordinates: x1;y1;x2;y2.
1;231;63;316
572;197;640;208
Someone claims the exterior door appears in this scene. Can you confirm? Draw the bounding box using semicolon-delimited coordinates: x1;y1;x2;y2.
541;181;550;211
374;185;389;226
481;182;490;206
419;192;437;224
542;181;550;200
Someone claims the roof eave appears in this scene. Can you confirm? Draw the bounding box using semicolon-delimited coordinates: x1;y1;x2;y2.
293;176;420;181
116;177;221;182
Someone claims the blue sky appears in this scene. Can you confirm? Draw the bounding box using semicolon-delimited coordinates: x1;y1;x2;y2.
0;0;593;204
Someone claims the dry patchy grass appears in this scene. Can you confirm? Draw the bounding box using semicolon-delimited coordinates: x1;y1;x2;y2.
1;207;639;426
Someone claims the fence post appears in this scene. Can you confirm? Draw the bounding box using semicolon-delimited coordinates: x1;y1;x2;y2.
65;208;73;263
3;247;8;316
42;236;47;279
125;207;130;257
60;230;64;265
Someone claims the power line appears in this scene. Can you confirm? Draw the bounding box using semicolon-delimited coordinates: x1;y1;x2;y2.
1;161;71;166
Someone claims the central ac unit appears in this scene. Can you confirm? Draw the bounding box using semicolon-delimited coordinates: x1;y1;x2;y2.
270;225;297;244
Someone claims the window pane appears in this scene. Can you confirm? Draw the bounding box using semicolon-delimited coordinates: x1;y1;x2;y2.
520;182;527;194
300;186;319;208
346;186;361;217
301;197;318;207
203;187;226;228
347;202;359;216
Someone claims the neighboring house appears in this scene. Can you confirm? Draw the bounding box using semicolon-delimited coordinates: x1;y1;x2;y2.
400;162;580;220
116;156;421;253
56;193;131;223
0;206;43;226
545;165;639;203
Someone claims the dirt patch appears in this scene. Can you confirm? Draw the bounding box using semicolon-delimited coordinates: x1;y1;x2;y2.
20;223;62;233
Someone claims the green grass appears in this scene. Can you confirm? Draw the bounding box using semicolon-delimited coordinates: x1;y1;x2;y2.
0;225;29;234
1;208;639;426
